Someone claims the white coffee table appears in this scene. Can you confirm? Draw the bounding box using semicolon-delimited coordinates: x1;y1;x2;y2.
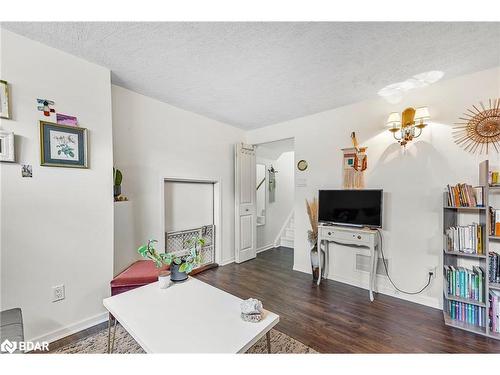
103;277;279;353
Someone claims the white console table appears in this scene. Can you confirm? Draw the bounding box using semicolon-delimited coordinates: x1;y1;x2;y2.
317;224;380;301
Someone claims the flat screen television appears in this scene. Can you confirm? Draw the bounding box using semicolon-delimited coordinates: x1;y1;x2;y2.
318;189;383;228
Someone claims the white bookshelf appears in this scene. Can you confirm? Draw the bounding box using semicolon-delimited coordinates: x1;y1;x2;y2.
442;160;500;340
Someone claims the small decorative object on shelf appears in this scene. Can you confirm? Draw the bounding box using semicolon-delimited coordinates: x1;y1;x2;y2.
113;167;122;198
453;98;500;154
137;237;204;283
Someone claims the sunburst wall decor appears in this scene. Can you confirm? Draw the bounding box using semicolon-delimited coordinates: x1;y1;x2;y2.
453;98;500;154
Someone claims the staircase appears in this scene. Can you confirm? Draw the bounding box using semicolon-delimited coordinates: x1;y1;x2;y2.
280;214;294;248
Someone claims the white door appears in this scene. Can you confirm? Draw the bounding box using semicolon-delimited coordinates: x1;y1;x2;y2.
234;143;257;263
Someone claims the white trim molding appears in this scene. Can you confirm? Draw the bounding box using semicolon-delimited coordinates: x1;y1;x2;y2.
256;244;275;253
28;312;108;344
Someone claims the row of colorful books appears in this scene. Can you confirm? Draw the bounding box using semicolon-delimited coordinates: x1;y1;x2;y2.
488;207;500;236
448;301;486;327
446;184;483;207
489;252;500;283
445;266;484;302
490;290;500;333
444;224;483;254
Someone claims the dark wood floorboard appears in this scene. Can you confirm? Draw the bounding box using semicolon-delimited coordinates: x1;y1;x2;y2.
195;246;500;353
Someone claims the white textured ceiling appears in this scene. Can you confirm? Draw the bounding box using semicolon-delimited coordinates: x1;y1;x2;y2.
2;22;500;129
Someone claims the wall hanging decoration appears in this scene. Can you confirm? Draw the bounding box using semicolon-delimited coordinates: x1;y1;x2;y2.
40;120;88;168
297;159;308;171
37;98;55;116
56;113;78;126
342;132;367;189
0;130;15;162
268;165;278;203
21;164;33;178
453;98;500;154
0;80;11;119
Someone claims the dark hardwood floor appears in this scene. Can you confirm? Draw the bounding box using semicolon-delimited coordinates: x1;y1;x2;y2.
195;247;500;353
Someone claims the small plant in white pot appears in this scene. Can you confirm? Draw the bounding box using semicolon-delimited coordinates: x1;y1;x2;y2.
137;238;205;283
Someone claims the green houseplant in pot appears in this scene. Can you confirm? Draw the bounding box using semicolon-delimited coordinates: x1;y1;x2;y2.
137;238;205;282
113;167;122;198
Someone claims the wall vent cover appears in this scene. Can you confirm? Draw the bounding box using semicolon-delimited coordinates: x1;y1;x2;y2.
355;254;387;276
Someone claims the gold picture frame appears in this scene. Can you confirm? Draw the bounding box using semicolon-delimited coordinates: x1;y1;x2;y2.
40;120;88;168
0;80;11;120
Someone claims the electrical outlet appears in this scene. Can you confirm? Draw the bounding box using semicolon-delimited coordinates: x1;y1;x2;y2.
52;285;65;302
428;266;437;279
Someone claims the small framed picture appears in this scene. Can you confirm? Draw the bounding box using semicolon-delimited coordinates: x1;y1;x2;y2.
40;120;88;168
0;130;15;162
21;164;33;177
0;80;11;119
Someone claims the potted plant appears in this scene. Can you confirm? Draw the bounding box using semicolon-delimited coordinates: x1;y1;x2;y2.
113;167;122;198
137;237;205;282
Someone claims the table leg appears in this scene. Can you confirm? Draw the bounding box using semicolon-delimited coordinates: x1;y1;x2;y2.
266;331;271;353
324;241;329;279
107;316;111;353
108;317;117;353
369;246;378;302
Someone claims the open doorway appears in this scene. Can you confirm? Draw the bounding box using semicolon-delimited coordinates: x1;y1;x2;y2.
255;138;295;258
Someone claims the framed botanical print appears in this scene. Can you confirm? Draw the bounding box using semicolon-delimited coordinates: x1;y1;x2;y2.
0;80;11;119
40;121;88;168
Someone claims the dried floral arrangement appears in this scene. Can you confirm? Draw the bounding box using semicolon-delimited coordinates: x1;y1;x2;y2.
305;198;318;246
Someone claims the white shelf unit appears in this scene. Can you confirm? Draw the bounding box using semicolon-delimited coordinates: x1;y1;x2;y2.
442;160;499;340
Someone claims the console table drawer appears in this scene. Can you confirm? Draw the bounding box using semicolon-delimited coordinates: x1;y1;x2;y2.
320;228;371;244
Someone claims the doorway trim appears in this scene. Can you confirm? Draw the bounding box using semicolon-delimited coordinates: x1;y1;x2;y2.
160;176;222;266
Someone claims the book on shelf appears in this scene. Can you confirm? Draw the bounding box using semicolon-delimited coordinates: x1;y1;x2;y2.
489;252;500;283
444;223;483;254
446;183;483;207
448;300;486;327
490;290;500;333
445;265;484;303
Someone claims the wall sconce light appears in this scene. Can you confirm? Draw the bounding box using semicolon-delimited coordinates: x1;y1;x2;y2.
387;107;430;147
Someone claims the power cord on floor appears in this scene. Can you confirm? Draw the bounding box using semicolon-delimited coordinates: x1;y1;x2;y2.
376;229;432;295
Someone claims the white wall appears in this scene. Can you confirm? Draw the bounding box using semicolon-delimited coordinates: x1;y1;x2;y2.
246;67;500;308
164;181;213;233
256;151;295;249
0;30;114;341
112;85;244;265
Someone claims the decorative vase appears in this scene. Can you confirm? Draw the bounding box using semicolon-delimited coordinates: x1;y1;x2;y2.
310;245;325;283
170;263;188;282
113;185;121;197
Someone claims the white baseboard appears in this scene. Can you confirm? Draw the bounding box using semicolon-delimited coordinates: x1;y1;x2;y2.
256;244;275;253
28;312;109;344
220;257;235;266
292;265;440;309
